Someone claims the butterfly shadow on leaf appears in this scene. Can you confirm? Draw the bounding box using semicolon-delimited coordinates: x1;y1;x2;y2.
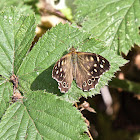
30;64;63;96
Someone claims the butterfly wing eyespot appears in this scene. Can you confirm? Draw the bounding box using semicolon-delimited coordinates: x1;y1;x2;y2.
87;79;92;85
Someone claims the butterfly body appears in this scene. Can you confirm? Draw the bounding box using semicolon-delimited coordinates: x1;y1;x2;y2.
70;48;78;79
52;47;110;93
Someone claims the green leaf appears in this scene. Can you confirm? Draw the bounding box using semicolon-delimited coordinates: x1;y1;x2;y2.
0;91;89;140
60;8;73;21
0;0;35;14
109;78;140;94
0;7;35;78
0;0;24;10
0;77;13;118
17;23;127;102
75;0;140;55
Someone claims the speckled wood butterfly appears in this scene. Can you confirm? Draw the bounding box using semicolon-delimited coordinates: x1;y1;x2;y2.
52;47;110;93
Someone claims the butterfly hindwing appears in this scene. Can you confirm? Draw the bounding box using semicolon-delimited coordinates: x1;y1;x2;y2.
75;61;100;91
52;53;73;93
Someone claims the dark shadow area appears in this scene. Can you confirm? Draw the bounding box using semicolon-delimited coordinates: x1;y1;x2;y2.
30;64;63;96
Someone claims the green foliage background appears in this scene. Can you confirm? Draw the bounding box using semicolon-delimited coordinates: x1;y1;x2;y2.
0;0;140;139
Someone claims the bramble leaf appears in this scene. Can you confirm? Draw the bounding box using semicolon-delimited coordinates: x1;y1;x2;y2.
0;7;35;78
75;0;140;55
17;23;127;102
0;91;89;140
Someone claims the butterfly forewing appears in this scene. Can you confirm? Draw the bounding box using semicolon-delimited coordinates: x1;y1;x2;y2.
52;53;73;93
77;52;110;76
75;52;110;91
